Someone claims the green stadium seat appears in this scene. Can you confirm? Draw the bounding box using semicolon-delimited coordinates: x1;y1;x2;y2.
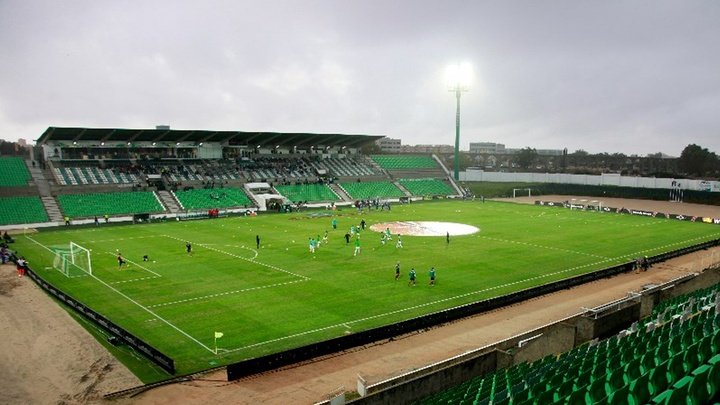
57;191;164;217
0;157;31;186
688;367;710;405
624;357;643;382
274;184;339;203
630;372;652;405
173;188;252;210
606;367;626;396
370;155;439;169
339;181;405;199
398;178;455;196
608;384;630;405
708;362;720;400
651;359;672;395
588;376;607;403
0;196;49;225
666;353;686;384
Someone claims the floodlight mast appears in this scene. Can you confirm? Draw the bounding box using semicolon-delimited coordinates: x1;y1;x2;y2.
447;63;471;181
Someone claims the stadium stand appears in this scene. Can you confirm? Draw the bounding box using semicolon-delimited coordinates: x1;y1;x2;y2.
173;188;252;210
418;284;720;405
398;178;455;196
53;165;138;185
371;155;439;169
57;191;164;218
0;196;49;225
339;181;405;200
274;183;340;203
0;157;32;186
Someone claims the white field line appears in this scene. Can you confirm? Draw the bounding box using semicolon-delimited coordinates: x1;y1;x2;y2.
162;234;309;281
86;235;160;243
479;235;609;259
146;279;308;308
220;234;718;354
23;235;216;354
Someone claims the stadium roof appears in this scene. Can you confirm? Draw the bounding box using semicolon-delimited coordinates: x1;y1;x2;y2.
37;127;385;148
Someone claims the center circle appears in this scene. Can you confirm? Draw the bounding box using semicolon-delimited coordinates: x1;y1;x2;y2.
369;221;480;237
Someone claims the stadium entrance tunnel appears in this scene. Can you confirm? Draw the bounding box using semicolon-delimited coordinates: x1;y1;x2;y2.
369;221;480;237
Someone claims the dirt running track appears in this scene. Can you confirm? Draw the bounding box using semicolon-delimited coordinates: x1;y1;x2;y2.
1;197;719;405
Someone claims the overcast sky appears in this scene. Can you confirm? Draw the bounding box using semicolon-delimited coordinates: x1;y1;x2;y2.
1;1;719;156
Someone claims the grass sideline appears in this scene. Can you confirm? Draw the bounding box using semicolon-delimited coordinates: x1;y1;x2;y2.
13;200;720;382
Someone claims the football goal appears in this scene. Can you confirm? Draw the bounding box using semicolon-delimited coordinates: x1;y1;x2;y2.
52;242;92;277
512;188;532;198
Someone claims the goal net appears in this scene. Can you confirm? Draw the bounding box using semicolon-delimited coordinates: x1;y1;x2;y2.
512;188;532;198
52;242;92;277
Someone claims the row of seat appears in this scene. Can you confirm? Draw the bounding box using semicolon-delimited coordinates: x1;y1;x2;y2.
54;166;138;185
0;196;49;225
57;191;164;218
418;284;720;404
339;181;405;199
273;184;340;203
371;155;439;169
398;178;455;196
654;283;720;321
53;156;378;186
172;188;252;210
0;157;31;186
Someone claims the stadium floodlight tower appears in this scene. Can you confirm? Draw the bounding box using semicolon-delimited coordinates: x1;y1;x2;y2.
445;62;472;181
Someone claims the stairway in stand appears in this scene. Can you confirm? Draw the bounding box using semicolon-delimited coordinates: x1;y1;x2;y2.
26;160;64;222
156;190;182;213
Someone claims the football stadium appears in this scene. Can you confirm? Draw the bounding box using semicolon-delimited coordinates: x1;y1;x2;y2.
1;127;719;404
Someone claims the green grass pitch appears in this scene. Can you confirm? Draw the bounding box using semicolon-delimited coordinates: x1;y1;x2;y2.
13;200;720;382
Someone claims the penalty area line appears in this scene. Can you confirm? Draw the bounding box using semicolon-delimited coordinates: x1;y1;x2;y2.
23;235;215;354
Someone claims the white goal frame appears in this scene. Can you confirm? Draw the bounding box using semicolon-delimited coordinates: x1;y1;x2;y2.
53;242;93;277
512;188;532;198
70;242;92;275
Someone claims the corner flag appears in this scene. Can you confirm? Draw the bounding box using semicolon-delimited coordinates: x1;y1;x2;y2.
214;331;224;354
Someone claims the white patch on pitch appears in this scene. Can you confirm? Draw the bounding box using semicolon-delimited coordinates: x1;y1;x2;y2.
370;221;480;237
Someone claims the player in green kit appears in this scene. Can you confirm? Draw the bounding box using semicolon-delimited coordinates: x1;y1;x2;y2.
353;236;361;256
429;267;436;285
408;268;416;286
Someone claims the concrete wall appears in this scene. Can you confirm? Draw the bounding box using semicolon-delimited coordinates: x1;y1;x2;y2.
460;171;720;192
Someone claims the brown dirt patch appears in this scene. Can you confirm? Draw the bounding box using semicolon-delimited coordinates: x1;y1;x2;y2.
1;197;719;405
0;264;140;405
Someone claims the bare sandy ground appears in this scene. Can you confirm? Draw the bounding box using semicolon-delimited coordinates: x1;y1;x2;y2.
1;197;718;405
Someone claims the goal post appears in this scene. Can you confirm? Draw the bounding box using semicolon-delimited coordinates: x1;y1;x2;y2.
52;242;92;277
512;188;532;198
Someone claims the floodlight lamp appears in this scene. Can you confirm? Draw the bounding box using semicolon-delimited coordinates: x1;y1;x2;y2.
100;141;105;146
127;142;132;146
445;62;472;91
256;145;261;149
176;142;180;146
152;142;157;146
275;145;279;149
72;141;77;145
198;142;203;146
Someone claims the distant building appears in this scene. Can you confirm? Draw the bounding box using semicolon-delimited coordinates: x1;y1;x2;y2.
375;137;401;153
504;148;564;156
469;142;506;154
17;138;28;147
402;144;454;154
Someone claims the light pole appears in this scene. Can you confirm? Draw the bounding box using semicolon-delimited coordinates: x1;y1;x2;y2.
446;63;471;181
